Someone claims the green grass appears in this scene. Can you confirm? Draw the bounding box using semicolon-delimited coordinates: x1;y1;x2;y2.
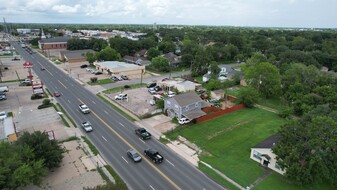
254;173;335;190
199;163;240;190
97;166;109;182
0;79;21;83
87;78;114;85
56;103;77;128
59;136;80;143
103;83;146;94
165;108;285;187
104;165;128;189
53;104;71;128
193;76;203;83
256;97;288;112
225;85;244;97
82;136;99;156
96;93;136;121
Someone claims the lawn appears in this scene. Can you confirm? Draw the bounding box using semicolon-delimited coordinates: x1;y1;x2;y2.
88;78;114;85
254;173;335;190
165;108;285;187
103;83;146;94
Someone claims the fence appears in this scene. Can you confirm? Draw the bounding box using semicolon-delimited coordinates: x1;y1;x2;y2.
196;104;245;123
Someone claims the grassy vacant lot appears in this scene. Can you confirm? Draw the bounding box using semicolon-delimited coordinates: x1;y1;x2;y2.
166;108;285;187
88;78;114;85
254;173;335;190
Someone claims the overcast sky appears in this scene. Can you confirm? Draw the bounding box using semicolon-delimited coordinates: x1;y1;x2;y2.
1;0;336;28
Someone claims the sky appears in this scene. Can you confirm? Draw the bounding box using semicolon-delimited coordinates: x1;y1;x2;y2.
0;0;337;28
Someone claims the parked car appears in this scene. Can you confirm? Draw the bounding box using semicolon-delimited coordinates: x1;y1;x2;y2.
94;71;103;75
127;149;142;162
154;86;162;92
53;91;61;97
147;82;157;88
195;89;206;94
0;111;7;120
148;88;156;95
40;67;45;71
86;68;92;72
121;75;129;80
115;93;128;100
80;64;88;68
178;117;190;125
168;91;176;97
0;94;6;101
111;76;119;81
91;69;98;74
11;57;20;61
149;99;156;106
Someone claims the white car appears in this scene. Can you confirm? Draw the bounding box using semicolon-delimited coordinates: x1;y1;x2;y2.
115;94;128;100
168;91;176;98
178;117;190;125
81;121;93;132
79;104;90;114
0;111;7;120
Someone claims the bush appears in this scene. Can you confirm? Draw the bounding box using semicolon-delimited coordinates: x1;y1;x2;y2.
42;99;51;105
124;85;130;89
38;104;53;109
90;77;98;83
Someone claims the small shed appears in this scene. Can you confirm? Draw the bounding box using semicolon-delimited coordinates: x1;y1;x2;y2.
211;89;225;100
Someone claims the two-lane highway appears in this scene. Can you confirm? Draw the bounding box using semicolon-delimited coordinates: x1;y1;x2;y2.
10;40;224;190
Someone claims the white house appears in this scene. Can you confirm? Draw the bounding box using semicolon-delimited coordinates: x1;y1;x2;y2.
250;135;286;175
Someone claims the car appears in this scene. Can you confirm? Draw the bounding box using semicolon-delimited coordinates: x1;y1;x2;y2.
53;91;61;97
148;88;156;95
80;64;88;68
115;93;128;100
91;69;98;74
40;67;45;71
0;94;6;101
81;121;93;132
135;128;151;140
168;91;176;97
94;71;103;75
149;99;156;106
111;76;119;81
79;104;90;114
0;111;7;120
178;117;190;125
127;149;142;162
154;86;162;92
11;57;20;61
147;82;157;88
86;68;92;72
121;75;128;80
196;89;206;94
144;148;164;163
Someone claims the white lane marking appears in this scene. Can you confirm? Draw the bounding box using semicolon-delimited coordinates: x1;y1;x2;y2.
92;101;96;104
119;122;125;127
139;138;145;144
102;136;107;142
104;110;108;114
150;185;155;190
166;159;175;167
67;99;71;103
122;156;129;164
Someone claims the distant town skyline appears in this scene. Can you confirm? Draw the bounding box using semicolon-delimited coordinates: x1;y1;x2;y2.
1;0;336;28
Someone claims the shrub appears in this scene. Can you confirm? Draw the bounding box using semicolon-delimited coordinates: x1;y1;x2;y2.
38;104;53;109
42;99;51;105
124;85;130;89
90;77;98;83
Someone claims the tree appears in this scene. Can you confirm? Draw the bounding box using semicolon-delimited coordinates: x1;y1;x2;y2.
86;51;97;65
236;87;260;107
67;38;87;50
146;47;160;61
151;56;170;72
243;61;281;98
209;61;220;79
158;41;176;54
191;48;212;77
273;109;337;185
204;79;222;91
181;54;194;67
15;131;65;170
29;38;39;46
97;46;121;61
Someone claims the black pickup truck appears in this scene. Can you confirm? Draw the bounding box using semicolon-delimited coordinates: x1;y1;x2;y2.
135;128;151;140
144;149;164;163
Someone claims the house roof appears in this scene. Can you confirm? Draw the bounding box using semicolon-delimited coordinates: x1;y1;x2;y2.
60;49;94;60
212;89;224;95
253;135;279;149
39;36;71;44
183;109;206;120
135;49;147;57
171;92;203;107
164;52;180;64
95;61;142;69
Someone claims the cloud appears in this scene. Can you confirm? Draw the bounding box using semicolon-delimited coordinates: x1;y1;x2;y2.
52;4;81;13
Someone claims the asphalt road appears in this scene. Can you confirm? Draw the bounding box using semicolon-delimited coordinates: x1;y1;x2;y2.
9;38;224;190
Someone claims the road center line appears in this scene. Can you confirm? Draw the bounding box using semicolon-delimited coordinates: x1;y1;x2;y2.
139;138;145;144
67;99;71;103
149;185;155;190
166;159;175;167
92;101;96;104
119;122;125;127
122;156;129;164
102;136;108;142
104;110;108;114
58;80;67;89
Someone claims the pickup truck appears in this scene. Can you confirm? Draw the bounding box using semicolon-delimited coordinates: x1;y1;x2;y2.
135;128;151;140
79;104;90;114
144;149;164;163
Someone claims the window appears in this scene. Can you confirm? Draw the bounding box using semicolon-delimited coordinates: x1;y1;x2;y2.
253;150;262;160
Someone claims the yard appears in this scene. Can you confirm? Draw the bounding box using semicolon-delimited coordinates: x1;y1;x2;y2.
165;108;285;187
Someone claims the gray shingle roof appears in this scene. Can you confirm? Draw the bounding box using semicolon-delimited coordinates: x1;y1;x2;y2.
40;36;71;44
253;135;279;149
61;49;94;60
172;92;203;107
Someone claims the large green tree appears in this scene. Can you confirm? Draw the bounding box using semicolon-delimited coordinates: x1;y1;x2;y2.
273;106;337;185
151;56;170;72
146;47;160;61
191;48;212;77
158;41;176;54
97;46;121;61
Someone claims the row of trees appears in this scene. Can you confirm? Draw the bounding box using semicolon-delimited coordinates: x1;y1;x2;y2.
0;131;64;189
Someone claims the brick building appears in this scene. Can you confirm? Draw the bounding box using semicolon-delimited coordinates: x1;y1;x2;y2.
38;36;71;50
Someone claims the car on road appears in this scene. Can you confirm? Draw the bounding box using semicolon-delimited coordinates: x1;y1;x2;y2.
127;149;142;162
135;128;151;140
144;148;164;163
0;94;6;101
53;91;61;97
79;104;90;114
178;117;190;125
40;67;45;71
81;121;93;132
80;64;88;68
115;94;128;100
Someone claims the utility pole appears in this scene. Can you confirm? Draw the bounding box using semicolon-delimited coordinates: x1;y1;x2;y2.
140;69;143;84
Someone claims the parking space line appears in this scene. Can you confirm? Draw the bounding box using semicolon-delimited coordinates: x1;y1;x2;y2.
102;136;108;142
104;110;108;114
119;122;125;127
150;185;155;190
92;101;96;104
166;159;175;167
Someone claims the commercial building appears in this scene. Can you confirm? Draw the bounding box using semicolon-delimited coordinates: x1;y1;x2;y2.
94;61;145;79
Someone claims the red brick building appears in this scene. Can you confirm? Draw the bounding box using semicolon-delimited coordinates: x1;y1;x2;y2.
38;36;71;50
